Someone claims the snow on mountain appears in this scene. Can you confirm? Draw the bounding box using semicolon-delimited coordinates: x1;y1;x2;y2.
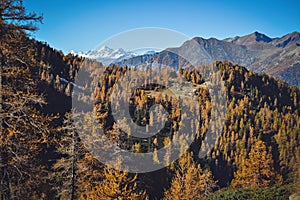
72;46;136;66
72;46;161;66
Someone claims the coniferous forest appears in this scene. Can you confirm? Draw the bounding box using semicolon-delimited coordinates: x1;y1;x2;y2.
1;1;299;200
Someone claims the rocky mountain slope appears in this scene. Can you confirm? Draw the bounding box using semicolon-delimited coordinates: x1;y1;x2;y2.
116;32;300;86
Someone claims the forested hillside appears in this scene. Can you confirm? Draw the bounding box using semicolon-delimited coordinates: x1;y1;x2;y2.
1;1;299;199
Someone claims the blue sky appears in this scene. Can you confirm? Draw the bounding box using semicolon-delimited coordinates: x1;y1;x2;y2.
24;0;300;53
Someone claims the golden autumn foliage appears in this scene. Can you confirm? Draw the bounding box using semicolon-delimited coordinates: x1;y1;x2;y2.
1;1;300;199
231;140;281;189
85;159;148;200
164;152;217;200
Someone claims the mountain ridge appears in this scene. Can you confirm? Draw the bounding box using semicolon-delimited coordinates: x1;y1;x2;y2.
116;31;300;86
74;45;136;66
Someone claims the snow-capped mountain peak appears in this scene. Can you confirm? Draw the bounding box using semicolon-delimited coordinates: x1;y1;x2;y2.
72;46;161;66
98;45;112;52
73;46;135;66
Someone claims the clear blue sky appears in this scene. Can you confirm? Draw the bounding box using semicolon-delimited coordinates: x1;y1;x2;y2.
24;0;300;53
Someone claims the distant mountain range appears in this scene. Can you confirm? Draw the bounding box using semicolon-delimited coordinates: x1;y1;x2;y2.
73;46;135;66
115;31;300;86
73;32;300;86
74;46;158;66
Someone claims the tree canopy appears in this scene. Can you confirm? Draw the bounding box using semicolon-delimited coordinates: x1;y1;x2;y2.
0;0;42;32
